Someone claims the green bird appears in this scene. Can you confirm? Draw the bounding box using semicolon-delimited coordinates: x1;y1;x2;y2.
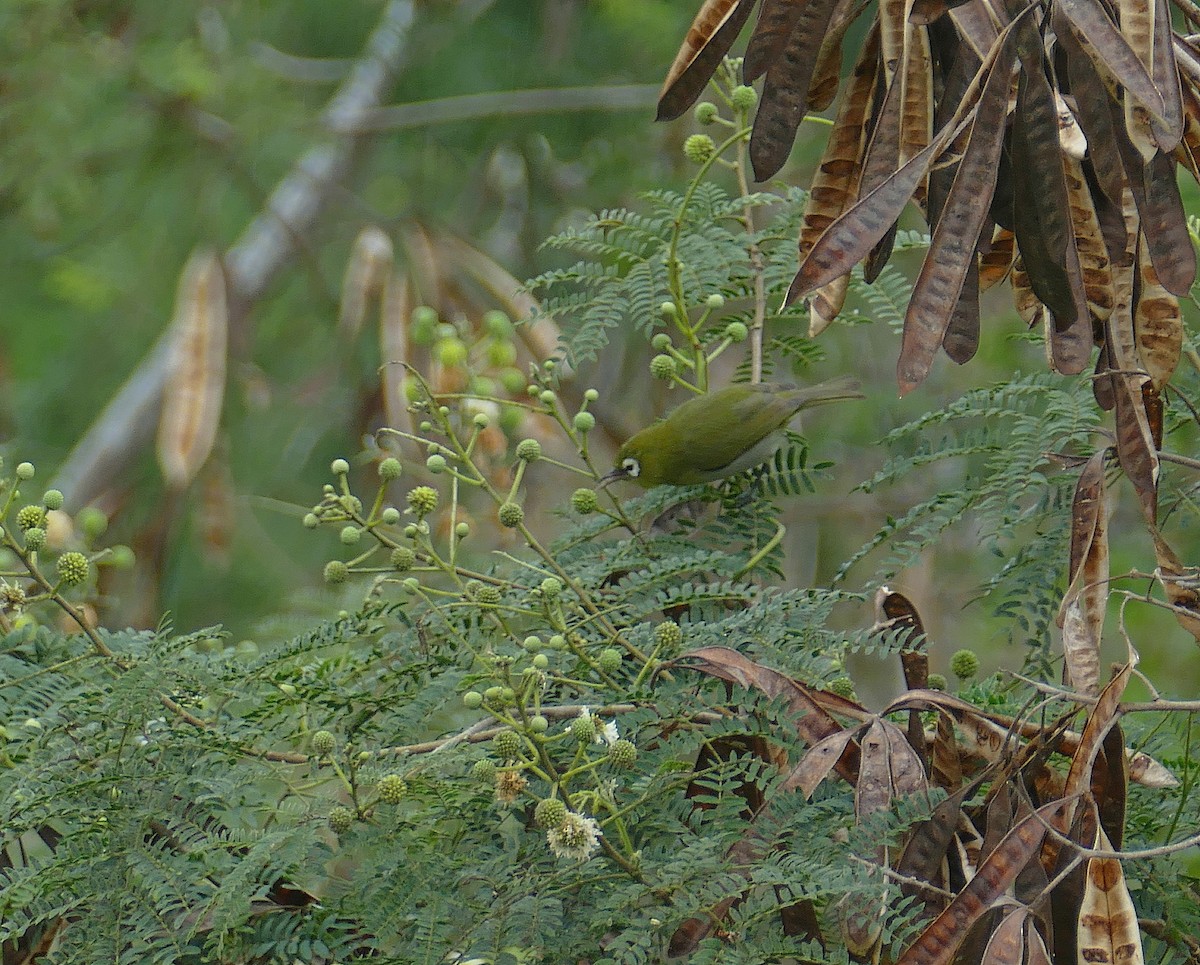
602;376;864;488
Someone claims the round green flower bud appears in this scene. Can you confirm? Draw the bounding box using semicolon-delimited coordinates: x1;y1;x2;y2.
598;648;622;673
419;420;433;432
828;677;857;699
330;458;350;476
390;547;416;571
485;340;517;369
493;729;522;761
16;505;45;532
683;133;716;163
312;730;336;756
472;414;491;434
608;738;638;768
484;309;514;339
57;552;89;587
571;488;599;515
498;686;516;705
327;806;354;834
522;635;541;653
543;360;556;372
535;797;568;829
23;528;46;551
303;513;320;529
529;714;549;734
483;685;504;704
571;715;596;744
731;84;758;111
463;690;484;709
584;388;599;402
340;526;362;546
381;507;401;525
42;490;64;511
402;577;421;594
650;354;677;380
573;411;596;433
425;454;447;474
477;585;502;607
378;774;408;804
950;649;980;680
407;486;439;517
516;438;542;462
540;577;563;599
454;521;470;539
109;545;135;569
928;673;948;691
411;305;439;342
378;457;402;481
651;333;672;351
15;462;34;481
324;560;349;584
498;502;524;528
694;101;719;125
706;293;725;310
471;758;497;782
403;524;419;539
532;653;549;670
654;620;683;651
500;368;527;395
725;321;749;342
547;634;567;650
539;389;557;406
78;507;108;540
527;384;541;397
435;337;469;368
660;301;678;318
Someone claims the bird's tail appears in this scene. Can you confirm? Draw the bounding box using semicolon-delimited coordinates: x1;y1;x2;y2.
790;375;865;409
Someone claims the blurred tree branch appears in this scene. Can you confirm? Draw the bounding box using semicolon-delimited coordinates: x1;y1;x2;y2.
52;0;417;507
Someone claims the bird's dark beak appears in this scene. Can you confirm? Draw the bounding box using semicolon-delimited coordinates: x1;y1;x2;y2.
598;468;627;487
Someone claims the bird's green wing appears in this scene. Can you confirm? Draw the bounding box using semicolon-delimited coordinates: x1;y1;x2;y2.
657;385;796;473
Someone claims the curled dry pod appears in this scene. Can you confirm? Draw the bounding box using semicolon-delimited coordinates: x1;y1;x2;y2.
157;250;229;490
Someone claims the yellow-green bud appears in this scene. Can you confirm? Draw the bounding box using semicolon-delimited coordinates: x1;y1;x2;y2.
381;507;401;525
571;488;599;514
303;513;320;529
532;653;549;669
829;677;857;699
516;438;542;462
683;133;716;163
660;301;678;318
78;507;107;539
324;560;349;584
378;774;408;804
23;528;46;551
651;332;672;351
571;715;595;744
498;502;524;528
463;690;483;709
731;85;758;111
529;714;549;734
340;526;361;545
950;649;980;680
476;585;502;607
650;354;677;380
540;577;562;598
378;457;402;481
928;673;948;691
725;321;749;342
312;730;336;756
327;806;354;834
483;310;514;339
402;577;420;594
539;389;557;406
435;337;469;368
535;797;568;829
654;620;683;651
15;462;34;480
16;505;45;532
494;729;522;761
523;634;542;652
694;101;719;124
455;521;470;538
390;547;416;571
407;486;439;516
573;411;595;433
330;458;350;475
426;454;447;474
471;758;497;782
57;552;89;587
608;738;637;768
584;388;599;402
411;305;438;342
598;648;622;673
42;490;64;511
705;293;725;310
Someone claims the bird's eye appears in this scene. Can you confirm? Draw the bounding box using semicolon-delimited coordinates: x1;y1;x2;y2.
622;458;640;477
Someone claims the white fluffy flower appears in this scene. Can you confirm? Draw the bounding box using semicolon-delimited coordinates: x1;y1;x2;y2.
599;719;619;745
546;811;602;861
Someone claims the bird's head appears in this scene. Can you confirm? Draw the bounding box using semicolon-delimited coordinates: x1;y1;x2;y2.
601;433;658;487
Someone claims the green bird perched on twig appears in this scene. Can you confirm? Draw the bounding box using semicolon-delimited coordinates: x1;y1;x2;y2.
601;376;864;488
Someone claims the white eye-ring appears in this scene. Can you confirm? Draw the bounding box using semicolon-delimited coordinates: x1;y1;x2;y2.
622;457;640;478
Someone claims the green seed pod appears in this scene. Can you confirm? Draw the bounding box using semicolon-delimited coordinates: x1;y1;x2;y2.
378;457;402;481
498;502;524;528
324;560;349;584
377;774;408;804
571;488;599;514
